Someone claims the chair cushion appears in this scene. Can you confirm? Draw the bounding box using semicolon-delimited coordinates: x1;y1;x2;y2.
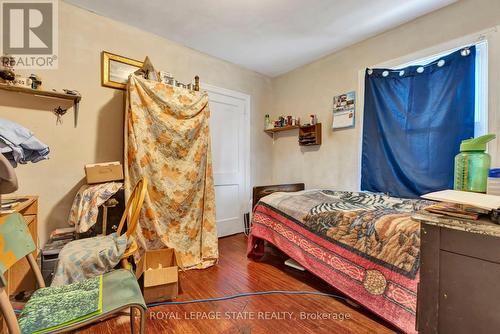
18;270;145;334
18;275;102;334
101;269;146;313
51;233;129;286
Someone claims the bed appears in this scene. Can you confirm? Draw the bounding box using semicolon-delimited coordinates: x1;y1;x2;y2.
247;185;432;334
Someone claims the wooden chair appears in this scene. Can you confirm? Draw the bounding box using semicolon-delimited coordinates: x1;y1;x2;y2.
52;178;148;286
117;177;148;269
0;213;146;334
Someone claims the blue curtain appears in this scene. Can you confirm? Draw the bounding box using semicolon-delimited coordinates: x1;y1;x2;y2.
361;46;476;198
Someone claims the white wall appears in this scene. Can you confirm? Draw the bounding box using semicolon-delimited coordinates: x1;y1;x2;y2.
0;1;273;244
270;0;500;190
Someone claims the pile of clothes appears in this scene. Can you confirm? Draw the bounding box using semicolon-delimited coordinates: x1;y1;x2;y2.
0;118;50;167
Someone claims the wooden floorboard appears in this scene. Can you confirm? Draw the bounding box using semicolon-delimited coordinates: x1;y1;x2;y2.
76;233;397;334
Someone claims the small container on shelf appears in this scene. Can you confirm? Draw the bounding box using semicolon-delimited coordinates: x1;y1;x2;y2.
264;114;271;130
487;168;500;196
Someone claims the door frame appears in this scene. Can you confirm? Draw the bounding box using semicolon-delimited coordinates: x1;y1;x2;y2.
202;83;252;232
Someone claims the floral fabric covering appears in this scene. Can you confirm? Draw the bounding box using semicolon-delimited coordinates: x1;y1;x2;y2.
68;182;123;233
19;275;102;334
125;75;218;269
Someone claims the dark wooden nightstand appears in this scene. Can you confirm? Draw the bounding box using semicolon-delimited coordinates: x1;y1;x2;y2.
413;213;500;334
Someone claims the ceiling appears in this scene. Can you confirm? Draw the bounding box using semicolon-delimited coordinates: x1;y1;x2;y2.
65;0;457;77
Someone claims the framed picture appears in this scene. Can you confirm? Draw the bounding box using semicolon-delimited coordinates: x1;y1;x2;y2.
332;91;355;130
101;51;143;90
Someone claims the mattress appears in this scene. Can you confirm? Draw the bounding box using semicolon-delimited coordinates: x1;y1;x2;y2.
247;190;432;334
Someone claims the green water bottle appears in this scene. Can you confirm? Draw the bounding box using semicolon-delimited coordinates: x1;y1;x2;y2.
454;134;496;193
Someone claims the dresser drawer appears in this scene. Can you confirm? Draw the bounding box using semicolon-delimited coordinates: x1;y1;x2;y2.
439;227;500;264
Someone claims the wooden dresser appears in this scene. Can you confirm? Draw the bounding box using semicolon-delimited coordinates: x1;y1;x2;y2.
1;196;38;332
414;213;500;334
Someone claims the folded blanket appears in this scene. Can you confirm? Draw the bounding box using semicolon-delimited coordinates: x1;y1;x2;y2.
0;118;49;166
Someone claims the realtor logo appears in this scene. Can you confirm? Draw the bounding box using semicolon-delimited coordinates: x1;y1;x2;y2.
0;0;58;69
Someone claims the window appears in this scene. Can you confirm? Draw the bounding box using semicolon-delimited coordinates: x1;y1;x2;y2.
361;45;479;198
393;40;488;137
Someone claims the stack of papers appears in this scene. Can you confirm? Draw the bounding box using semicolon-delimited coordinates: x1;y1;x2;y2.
422;190;500;211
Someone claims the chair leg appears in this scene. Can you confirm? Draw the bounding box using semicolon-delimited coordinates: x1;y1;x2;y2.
0;288;20;334
138;307;145;334
130;307;135;334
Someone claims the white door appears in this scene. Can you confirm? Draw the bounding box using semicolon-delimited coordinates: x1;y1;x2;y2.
205;85;250;237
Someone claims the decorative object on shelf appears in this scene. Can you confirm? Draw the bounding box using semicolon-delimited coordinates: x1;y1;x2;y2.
135;56;159;81
147;64;200;92
0;69;15;82
194;75;200;91
309;114;317;125
12;74;31;88
299;123;322;146
0;55;15;83
264;114;301;137
159;71;176;86
101;51;143;90
332;91;355;129
29;74;42;89
264;114;271;130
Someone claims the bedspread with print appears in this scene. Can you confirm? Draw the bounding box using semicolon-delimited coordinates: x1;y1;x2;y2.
247;190;432;334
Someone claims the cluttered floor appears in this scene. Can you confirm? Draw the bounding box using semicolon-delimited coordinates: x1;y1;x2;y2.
75;234;397;334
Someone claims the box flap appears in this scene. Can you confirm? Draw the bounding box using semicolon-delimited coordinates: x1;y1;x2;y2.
135;254;146;279
85;161;121;169
144;266;178;287
136;248;178;279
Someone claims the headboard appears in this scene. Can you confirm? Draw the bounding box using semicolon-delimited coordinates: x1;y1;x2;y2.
252;183;305;209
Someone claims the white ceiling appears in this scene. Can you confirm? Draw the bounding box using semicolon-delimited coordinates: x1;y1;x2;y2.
65;0;457;77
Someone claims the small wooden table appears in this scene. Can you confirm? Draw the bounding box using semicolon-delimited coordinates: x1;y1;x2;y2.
413;212;500;334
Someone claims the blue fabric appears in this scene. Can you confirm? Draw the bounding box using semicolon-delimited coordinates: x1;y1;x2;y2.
0;118;50;166
361;47;476;198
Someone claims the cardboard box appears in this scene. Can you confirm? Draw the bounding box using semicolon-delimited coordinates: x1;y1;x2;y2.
136;248;179;303
85;161;124;184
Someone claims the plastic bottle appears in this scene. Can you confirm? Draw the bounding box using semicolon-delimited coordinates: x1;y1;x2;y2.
454;134;496;193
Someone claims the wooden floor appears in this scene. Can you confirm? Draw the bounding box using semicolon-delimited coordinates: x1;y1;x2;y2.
77;234;397;334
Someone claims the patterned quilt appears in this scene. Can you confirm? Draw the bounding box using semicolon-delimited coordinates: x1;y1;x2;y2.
247;190;432;334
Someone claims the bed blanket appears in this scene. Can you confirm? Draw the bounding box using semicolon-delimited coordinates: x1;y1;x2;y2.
248;190;432;334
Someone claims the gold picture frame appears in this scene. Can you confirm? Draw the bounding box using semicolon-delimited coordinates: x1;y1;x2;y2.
101;51;143;90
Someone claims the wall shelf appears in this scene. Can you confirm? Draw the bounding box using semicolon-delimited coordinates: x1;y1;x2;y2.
299;123;322;146
264;123;322;147
264;125;300;134
0;83;81;104
0;83;82;126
